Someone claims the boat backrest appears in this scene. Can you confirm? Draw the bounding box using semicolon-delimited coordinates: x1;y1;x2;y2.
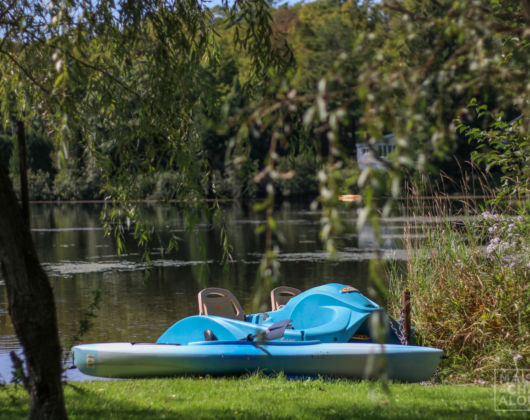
270;286;301;311
197;288;245;320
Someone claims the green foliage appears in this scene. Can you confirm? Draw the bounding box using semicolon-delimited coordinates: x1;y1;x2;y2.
0;0;291;257
147;171;185;201
53;165;102;201
4;0;524;206
6;128;54;178
26;170;54;201
1;128;57;199
232;0;529;285
288;0;383;93
275;152;319;197
284;0;529;225
0;134;13;169
388;209;530;382
210;162;260;199
457;103;529;204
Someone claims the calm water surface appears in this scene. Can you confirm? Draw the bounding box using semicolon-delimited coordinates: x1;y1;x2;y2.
0;200;475;381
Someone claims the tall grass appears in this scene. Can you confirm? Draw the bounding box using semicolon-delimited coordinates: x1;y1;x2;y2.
388;194;529;382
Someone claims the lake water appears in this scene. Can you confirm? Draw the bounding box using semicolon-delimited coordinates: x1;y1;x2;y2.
0;200;475;381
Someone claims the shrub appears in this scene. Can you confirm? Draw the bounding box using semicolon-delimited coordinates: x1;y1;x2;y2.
53;166;103;200
211;161;260;199
148;171;184;200
275;153;319;197
9;169;55;201
28;170;55;200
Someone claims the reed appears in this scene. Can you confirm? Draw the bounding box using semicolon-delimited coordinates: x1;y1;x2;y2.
387;190;529;382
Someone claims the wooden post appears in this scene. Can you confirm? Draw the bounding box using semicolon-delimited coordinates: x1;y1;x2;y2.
401;290;411;345
17;120;30;227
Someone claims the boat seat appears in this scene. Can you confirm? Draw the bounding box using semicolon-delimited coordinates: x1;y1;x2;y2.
270;286;301;311
197;288;245;321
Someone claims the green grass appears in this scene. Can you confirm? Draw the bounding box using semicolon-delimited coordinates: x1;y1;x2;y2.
1;375;528;419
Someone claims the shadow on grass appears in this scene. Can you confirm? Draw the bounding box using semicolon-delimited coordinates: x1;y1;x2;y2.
60;381;527;420
1;379;528;420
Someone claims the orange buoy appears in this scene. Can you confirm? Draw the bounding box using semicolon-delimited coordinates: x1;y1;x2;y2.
338;194;361;202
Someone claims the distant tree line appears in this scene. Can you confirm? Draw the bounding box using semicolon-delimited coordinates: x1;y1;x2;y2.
2;0;519;201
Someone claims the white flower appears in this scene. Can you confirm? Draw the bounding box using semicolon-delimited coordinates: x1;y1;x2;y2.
486;237;500;254
482;211;498;221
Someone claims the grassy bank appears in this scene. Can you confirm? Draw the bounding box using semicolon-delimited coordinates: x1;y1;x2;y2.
388;206;529;383
1;375;528;419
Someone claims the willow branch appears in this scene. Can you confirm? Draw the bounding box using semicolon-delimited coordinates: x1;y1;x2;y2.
0;49;51;95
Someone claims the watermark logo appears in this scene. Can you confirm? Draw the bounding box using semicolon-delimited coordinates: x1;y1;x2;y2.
494;369;529;411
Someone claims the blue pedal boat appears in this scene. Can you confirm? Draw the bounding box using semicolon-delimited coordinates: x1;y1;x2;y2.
73;340;442;382
158;283;404;345
73;284;442;381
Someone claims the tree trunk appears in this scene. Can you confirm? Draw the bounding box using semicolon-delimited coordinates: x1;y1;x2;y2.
0;163;67;419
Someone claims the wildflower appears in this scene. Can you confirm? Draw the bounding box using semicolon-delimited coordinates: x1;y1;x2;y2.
486;237;500;254
500;241;511;252
482;211;499;221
